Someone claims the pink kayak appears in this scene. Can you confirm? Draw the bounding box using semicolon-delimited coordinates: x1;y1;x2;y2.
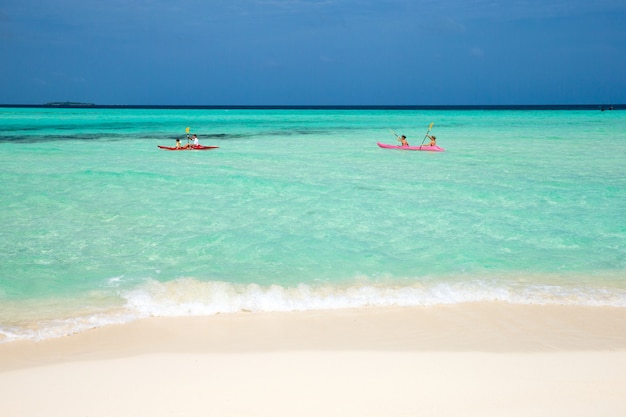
158;145;219;151
377;142;444;152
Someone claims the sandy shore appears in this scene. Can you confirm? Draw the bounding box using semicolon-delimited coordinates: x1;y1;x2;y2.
1;303;626;417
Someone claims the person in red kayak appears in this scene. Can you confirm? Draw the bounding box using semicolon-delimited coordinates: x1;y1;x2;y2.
176;138;191;149
397;135;409;147
190;134;200;147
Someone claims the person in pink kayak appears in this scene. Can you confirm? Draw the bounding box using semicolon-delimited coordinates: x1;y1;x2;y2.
397;135;409;147
425;134;437;146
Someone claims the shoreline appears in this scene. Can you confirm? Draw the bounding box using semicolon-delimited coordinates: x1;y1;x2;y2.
1;303;626;416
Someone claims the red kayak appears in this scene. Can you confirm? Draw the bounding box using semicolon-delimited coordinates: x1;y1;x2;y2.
377;142;444;152
158;145;219;151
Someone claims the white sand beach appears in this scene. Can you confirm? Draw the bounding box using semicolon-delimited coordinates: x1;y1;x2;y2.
1;303;626;417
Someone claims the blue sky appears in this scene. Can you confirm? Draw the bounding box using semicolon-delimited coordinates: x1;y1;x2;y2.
1;0;625;105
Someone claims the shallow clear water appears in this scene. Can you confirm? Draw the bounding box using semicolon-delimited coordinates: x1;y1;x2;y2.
1;107;625;341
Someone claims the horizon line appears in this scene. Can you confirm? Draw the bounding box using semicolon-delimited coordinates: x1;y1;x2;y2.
0;103;623;110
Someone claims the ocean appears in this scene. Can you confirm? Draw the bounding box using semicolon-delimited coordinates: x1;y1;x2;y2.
1;106;625;342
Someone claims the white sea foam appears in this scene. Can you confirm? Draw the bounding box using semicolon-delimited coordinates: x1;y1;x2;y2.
120;276;626;318
0;310;136;343
2;275;625;343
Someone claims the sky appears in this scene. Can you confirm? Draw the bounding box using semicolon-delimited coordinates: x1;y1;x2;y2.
1;0;625;105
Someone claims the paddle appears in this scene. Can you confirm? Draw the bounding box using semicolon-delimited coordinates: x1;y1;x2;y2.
390;128;407;145
185;127;190;148
419;122;435;148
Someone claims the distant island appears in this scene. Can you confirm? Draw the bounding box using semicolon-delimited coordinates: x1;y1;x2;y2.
44;102;96;107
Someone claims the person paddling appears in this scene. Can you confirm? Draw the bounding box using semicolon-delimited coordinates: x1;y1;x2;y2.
397;135;409;147
425;134;436;147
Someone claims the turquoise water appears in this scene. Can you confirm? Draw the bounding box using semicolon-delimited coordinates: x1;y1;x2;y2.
1;107;625;341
